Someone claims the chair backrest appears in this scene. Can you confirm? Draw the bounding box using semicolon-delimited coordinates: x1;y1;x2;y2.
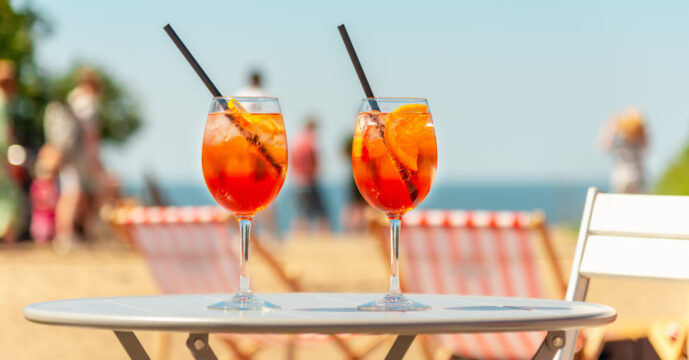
371;209;565;360
110;207;343;353
557;187;689;359
111;206;239;294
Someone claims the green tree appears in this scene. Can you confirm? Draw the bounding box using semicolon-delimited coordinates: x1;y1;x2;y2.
1;1;141;148
0;0;51;149
655;139;689;195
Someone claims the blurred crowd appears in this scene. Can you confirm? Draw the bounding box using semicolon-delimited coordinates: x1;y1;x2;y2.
0;62;654;247
0;59;119;249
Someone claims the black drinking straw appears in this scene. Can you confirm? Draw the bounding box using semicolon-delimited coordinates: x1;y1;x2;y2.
163;24;281;172
164;24;222;97
337;24;417;199
337;24;379;112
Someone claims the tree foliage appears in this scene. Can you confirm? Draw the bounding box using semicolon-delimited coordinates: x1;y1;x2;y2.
0;0;51;149
654;139;689;195
0;1;141;149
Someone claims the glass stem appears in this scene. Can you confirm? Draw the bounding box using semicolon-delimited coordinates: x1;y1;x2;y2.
387;216;402;295
238;216;253;294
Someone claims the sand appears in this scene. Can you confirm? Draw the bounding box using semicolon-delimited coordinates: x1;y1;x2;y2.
2;229;688;359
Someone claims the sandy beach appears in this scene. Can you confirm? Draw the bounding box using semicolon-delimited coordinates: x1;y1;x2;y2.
3;229;688;359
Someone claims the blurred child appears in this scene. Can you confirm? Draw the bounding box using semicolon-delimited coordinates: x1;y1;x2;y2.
30;144;61;244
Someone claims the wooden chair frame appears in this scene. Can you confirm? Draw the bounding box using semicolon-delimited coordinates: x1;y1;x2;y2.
556;187;689;360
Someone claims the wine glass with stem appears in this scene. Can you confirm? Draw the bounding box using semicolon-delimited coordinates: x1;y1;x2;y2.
202;96;287;310
352;97;437;311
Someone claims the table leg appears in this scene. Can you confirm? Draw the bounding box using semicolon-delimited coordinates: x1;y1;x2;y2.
114;331;151;360
186;333;218;360
385;335;416;360
532;330;566;360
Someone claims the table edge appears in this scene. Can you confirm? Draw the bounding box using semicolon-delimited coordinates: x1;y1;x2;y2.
24;295;617;335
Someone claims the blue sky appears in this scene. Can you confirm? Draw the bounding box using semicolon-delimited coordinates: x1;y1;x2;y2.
15;0;689;187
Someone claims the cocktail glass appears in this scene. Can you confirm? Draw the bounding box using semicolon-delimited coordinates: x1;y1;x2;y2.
352;97;437;311
202;96;287;310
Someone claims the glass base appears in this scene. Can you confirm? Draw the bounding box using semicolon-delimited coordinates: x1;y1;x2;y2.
357;293;430;311
208;292;280;311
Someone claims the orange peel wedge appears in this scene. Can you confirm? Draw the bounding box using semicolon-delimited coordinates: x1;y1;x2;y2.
384;104;430;171
226;99;280;136
224;98;285;166
226;98;248;113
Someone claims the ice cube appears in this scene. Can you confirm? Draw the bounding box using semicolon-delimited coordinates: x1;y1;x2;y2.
203;113;240;144
223;122;241;142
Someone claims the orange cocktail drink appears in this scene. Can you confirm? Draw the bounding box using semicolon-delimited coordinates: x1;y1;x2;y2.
202;111;287;215
202;97;287;310
352;98;437;311
352;103;437;215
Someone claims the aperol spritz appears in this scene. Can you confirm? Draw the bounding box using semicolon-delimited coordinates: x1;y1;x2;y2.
202;96;287;310
352;98;437;311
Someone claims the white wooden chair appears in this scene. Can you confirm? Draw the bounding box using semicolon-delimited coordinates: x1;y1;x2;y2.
556;187;689;359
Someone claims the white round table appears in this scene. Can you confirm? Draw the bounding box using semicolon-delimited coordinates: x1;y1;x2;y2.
24;293;616;360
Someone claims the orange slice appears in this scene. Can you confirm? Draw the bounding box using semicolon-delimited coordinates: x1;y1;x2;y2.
352;136;363;158
224;99;285;166
384;104;429;171
262;143;287;166
244;114;285;165
224;98;250;129
226;98;248;113
391;104;428;114
226;98;279;136
245;114;279;135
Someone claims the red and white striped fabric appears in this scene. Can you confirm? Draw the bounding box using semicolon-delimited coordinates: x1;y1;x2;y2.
402;209;535;228
398;209;547;360
111;206;232;226
115;205;346;347
131;222;240;294
114;206;237;294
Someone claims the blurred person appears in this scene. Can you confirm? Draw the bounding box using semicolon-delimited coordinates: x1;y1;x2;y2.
0;60;22;244
235;70;269;97
67;67;108;193
599;107;648;194
47;67;109;249
291;117;329;232
340;133;367;232
44;100;81;249
30;144;60;244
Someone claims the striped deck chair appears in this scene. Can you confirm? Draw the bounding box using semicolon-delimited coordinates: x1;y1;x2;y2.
110;205;358;360
370;209;567;360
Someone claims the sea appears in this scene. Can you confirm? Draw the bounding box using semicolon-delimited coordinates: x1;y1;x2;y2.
125;181;608;233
